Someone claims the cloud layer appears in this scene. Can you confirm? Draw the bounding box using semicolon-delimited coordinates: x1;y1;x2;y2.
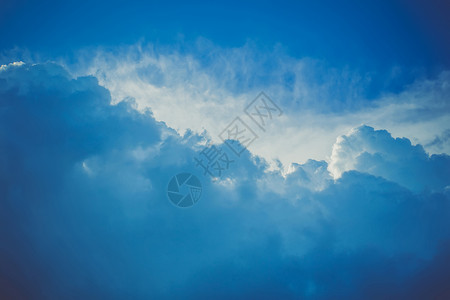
1;62;450;299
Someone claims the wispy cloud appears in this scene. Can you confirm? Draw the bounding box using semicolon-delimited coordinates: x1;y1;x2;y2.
63;41;450;170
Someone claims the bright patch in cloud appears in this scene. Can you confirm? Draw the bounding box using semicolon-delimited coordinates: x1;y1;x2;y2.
67;42;450;170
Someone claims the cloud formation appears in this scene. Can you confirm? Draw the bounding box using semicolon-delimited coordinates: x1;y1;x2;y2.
1;62;450;299
329;125;450;192
62;42;450;168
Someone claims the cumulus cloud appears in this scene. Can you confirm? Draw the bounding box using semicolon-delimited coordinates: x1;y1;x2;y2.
1;62;450;299
329;125;450;192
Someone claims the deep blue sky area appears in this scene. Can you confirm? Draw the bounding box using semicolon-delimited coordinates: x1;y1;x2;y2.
1;0;449;72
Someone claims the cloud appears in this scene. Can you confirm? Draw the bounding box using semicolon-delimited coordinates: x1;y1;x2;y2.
59;41;450;169
329;125;450;192
426;129;450;152
1;62;450;299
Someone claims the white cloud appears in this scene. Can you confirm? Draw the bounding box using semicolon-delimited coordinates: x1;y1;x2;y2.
328;125;450;192
64;42;450;175
0;61;25;71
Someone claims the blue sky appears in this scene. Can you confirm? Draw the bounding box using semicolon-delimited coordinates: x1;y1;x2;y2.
2;0;449;71
1;1;450;299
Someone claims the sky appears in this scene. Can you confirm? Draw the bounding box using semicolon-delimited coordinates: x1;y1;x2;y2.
0;0;450;299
